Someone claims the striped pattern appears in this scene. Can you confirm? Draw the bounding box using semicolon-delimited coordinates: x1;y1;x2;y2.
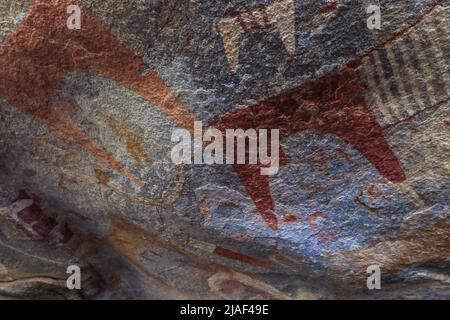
362;7;449;127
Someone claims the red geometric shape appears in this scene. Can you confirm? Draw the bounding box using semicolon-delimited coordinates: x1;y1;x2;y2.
215;60;406;230
0;0;195;186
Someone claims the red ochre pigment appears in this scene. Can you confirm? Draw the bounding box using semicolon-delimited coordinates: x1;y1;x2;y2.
2;0;426;231
215;59;406;230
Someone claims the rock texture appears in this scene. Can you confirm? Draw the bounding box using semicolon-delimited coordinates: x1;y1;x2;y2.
0;0;449;299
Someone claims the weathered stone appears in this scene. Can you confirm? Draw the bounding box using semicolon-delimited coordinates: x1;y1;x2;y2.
0;0;448;299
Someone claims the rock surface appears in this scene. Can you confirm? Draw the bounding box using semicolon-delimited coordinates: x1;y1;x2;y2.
0;0;448;299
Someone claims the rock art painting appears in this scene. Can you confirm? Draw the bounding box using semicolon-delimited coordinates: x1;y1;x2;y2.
0;0;448;300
